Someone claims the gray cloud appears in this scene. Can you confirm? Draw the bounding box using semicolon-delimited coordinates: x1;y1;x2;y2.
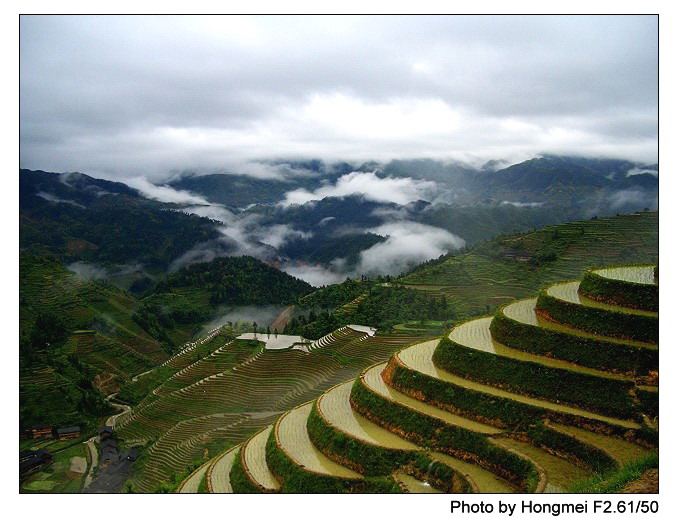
354;221;466;276
501;201;545;208
20;15;657;179
279;171;439;207
36;191;86;208
626;167;658;178
608;189;658;212
67;261;109;280
200;305;288;335
280;264;346;287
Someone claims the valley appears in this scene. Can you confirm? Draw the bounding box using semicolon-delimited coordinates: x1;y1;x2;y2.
19;166;658;494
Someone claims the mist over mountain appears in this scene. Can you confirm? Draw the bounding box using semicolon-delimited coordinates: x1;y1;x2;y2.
20;153;657;291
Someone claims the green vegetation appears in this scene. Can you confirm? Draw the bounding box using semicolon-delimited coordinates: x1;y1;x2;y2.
579;268;658;312
20;169;219;269
569;451;658;493
229;453;264;493
349;377;539;492
287;285;453;339
525;423;618;473
265;427;401;494
297;278;371;309
20;443;89;494
490;309;658;375
307;402;419;476
636;388;658;419
536;287;658;344
386;358;544;428
433;335;638;419
20;253;170;429
153;256;313;306
400;212;658;320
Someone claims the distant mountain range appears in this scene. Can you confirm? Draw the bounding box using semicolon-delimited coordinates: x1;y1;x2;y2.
169;155;658;209
19;155;658;287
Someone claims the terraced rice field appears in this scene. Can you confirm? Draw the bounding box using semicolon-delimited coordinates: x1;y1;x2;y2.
177;460;212;493
208;447;240;493
595;266;656;284
116;327;419;491
451;317;626;380
396;341;641;429
276;403;361;478
171;263;657;494
429;452;514;493
492;438;591;492
548;424;651;465
400;212;658;320
318;382;418;450
503;298;656;350
361;363;501;434
242;426;280;491
546;282;657;317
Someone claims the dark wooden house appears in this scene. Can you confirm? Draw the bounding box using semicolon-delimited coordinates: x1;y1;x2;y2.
55;426;81;440
30;425;54;439
98;426;114;440
20;449;52;477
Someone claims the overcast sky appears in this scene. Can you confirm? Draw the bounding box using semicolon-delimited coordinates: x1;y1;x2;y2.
20;15;658;180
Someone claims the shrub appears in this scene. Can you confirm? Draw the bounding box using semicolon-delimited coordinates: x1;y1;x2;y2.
490;309;657;375
432;335;638;419
579;268;658;312
535;287;658;344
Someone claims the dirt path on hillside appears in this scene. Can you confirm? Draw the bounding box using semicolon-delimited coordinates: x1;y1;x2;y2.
270;305;295;333
131;369;153;382
82;438;98;490
105;393;132;428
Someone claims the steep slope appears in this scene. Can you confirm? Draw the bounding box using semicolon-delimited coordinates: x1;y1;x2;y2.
187;264;657;494
19;253;169;432
401;211;658;319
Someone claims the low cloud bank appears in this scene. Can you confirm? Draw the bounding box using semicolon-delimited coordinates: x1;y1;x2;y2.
200;305;287;335
354;221;465;276
501;200;544;208
608;189;658;212
36;191;86;208
67;261;109;280
127;176;210;205
128;176;465;284
626;167;658;178
281;264;346;287
279;171;439;207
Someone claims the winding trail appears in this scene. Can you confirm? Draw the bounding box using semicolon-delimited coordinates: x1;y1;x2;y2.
82;438;98;490
105;392;132;428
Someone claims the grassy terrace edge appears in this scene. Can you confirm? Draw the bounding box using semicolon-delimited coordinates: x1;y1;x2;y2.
230;448;265;493
383;353;656;446
569;451;658;493
536;284;658;344
308;394;419;476
432;334;638;419
349;369;541;492
579;266;658;313
264;418;401;494
490;306;658;375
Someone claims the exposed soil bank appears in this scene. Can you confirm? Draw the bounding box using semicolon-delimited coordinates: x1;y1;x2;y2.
619;469;658;493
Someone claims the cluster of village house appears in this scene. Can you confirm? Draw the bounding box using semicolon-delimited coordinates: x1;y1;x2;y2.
20;425;136;478
21;424;82;441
